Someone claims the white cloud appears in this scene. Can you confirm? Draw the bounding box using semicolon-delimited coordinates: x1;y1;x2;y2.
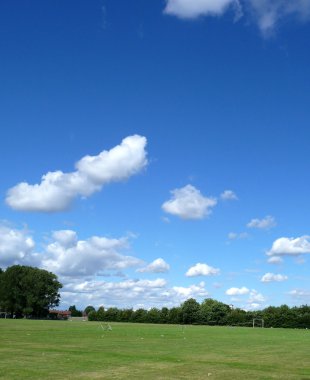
162;184;217;220
226;286;249;295
137;258;170;273
289;289;310;303
42;230;143;277
248;289;265;304
246;302;261;310
171;281;209;301
164;0;310;35
237;289;266;310
0;225;40;267
61;278;168;309
228;232;248;240
267;256;283;264
247;215;276;230
267;236;310;256
261;272;288;282
228;232;237;240
52;230;78;248
60;278;209;309
164;0;237;19
247;0;310;35
186;262;220;277
6;135;148;212
220;190;238;201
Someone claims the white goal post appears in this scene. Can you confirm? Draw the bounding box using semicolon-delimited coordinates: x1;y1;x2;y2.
252;318;264;328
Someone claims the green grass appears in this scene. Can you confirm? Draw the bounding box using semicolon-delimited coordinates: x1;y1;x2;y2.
0;320;309;379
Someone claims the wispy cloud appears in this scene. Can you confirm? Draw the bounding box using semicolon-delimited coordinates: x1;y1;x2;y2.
267;256;283;264
289;289;310;303
164;0;310;35
220;190;238;201
247;215;276;230
261;272;288;282
164;0;237;19
228;232;249;240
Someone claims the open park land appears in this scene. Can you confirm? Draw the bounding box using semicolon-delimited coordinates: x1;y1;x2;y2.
0;319;309;379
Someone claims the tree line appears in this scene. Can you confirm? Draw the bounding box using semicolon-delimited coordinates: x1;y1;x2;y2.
83;298;310;328
1;265;309;328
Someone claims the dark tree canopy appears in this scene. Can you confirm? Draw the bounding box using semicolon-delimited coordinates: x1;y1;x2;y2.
84;305;96;315
0;265;62;318
69;305;83;317
85;299;310;329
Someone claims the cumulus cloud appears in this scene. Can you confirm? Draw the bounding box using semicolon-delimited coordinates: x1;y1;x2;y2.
6;135;147;212
226;286;249;295
171;281;210;301
162;184;217;220
137;258;170;273
247;215;276;230
220;190;238;201
0;225;40;267
164;0;310;35
61;278;167;308
42;230;143;277
248;289;265;304
164;0;237;19
61;278;209;309
261;272;288;282
186;263;220;277
267;236;310;256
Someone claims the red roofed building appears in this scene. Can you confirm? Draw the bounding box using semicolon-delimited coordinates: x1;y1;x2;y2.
48;309;71;320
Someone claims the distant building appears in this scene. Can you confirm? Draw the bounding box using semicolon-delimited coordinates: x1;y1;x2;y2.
48;309;71;320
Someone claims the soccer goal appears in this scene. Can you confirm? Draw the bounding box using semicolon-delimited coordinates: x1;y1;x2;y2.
252;318;264;328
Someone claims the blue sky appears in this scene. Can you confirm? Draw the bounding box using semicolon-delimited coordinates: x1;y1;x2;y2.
1;0;310;310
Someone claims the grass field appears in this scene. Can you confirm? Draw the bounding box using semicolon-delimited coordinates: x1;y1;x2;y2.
0;319;309;379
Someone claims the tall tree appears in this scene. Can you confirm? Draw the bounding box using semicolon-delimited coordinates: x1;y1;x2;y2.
0;265;62;318
84;305;96;315
181;298;200;324
199;298;231;325
68;305;83;317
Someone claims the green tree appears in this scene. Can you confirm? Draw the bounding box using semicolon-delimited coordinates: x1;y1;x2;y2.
119;308;133;322
84;305;96;315
69;305;82;317
87;310;98;321
226;307;249;326
131;308;148;323
160;307;169;323
181;298;200;324
0;265;62;318
105;307;120;321
146;308;161;323
96;306;105;321
167;307;182;324
199;298;230;325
